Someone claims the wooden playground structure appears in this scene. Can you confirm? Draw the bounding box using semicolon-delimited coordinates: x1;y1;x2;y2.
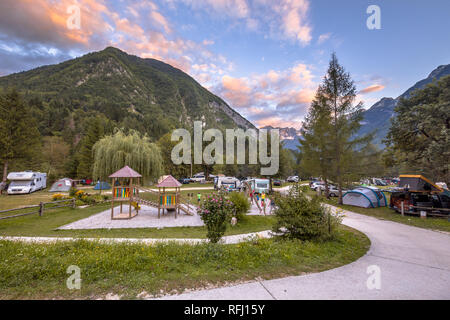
109;166;195;220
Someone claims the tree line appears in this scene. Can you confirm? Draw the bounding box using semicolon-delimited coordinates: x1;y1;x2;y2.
0;55;448;188
298;53;449;203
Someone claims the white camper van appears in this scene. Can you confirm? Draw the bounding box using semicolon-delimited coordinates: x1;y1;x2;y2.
7;171;47;195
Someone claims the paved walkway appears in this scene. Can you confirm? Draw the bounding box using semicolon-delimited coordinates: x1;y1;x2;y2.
157;205;450;300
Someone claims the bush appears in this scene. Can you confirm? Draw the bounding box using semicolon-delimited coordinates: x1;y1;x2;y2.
272;184;341;240
52;194;68;201
69;187;78;197
199;193;234;243
228;192;250;221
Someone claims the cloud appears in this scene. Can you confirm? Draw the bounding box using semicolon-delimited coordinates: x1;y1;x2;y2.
0;0;232;78
317;33;331;44
359;84;385;94
150;10;172;34
213;63;318;129
175;0;313;45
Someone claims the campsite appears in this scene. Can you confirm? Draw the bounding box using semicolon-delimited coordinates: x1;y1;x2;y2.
0;1;449;303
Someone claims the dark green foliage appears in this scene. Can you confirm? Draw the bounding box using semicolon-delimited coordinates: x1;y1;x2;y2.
76;117;105;178
299;53;373;201
228;192;250;221
272;184;341;240
0;89;42;180
385;75;450;183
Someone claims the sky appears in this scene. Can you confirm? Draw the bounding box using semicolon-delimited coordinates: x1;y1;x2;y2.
0;0;449;129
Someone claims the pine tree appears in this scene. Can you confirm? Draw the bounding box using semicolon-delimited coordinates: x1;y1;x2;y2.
300;54;371;202
299;93;334;196
0;89;42;181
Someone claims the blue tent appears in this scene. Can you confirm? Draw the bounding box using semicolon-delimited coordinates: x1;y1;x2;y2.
93;181;111;190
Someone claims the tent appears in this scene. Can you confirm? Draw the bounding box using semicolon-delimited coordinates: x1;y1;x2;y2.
398;175;443;193
343;186;387;208
49;178;73;192
94;181;111;190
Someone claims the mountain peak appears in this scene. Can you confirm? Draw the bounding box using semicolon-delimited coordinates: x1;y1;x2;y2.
0;47;255;140
357;63;450;145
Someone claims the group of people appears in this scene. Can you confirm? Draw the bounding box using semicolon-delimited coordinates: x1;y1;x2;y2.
249;190;275;215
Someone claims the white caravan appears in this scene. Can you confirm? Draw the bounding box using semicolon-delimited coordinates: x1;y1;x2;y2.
7;171;47;195
215;176;241;190
246;178;270;194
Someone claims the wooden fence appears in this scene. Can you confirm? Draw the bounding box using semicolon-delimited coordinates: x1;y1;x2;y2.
0;198;76;220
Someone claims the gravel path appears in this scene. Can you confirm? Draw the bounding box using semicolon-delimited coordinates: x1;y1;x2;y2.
58;205;203;229
0;230;272;245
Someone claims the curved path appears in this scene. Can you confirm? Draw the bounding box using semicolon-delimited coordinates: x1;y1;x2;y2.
158;205;450;300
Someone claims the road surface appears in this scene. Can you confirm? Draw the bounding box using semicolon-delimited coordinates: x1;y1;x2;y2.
158;205;450;299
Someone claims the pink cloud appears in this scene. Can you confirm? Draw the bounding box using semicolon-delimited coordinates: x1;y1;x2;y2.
359;84;385;94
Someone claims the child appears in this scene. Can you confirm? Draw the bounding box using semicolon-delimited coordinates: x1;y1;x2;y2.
255;193;262;214
197;192;201;205
261;192;266;215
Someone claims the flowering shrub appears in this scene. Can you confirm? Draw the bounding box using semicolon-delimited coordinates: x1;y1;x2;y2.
199;193;235;243
52;194;68;201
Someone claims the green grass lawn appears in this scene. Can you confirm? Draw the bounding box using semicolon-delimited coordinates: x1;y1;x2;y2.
0;225;369;299
0;202;275;239
306;190;450;233
0;191;57;211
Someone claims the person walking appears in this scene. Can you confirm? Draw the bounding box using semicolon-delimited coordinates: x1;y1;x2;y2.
255;193;262;214
0;181;6;195
261;192;266;215
269;196;276;214
197;192;201;206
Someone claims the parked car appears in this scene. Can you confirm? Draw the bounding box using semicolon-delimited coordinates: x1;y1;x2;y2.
313;183;342;196
310;181;324;190
177;178;190;184
309;178;321;187
287;176;299;182
190;174;206;183
273;179;282;187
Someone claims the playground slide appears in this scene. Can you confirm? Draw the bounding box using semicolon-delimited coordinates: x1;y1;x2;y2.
135;187;196;216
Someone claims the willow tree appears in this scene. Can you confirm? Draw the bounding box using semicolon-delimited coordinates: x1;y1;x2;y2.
92;129;163;184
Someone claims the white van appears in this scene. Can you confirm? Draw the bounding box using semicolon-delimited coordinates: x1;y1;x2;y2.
7;171;47;195
190;173;206;183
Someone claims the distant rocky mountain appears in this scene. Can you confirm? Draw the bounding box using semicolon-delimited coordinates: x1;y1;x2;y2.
358;64;450;146
261;126;302;150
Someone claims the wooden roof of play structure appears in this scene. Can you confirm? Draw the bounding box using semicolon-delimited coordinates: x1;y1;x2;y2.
156;175;182;188
109;166;142;178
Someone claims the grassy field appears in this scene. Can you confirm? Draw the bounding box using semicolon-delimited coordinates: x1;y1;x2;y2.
0;225;370;299
0;191;56;211
305;190;450;233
